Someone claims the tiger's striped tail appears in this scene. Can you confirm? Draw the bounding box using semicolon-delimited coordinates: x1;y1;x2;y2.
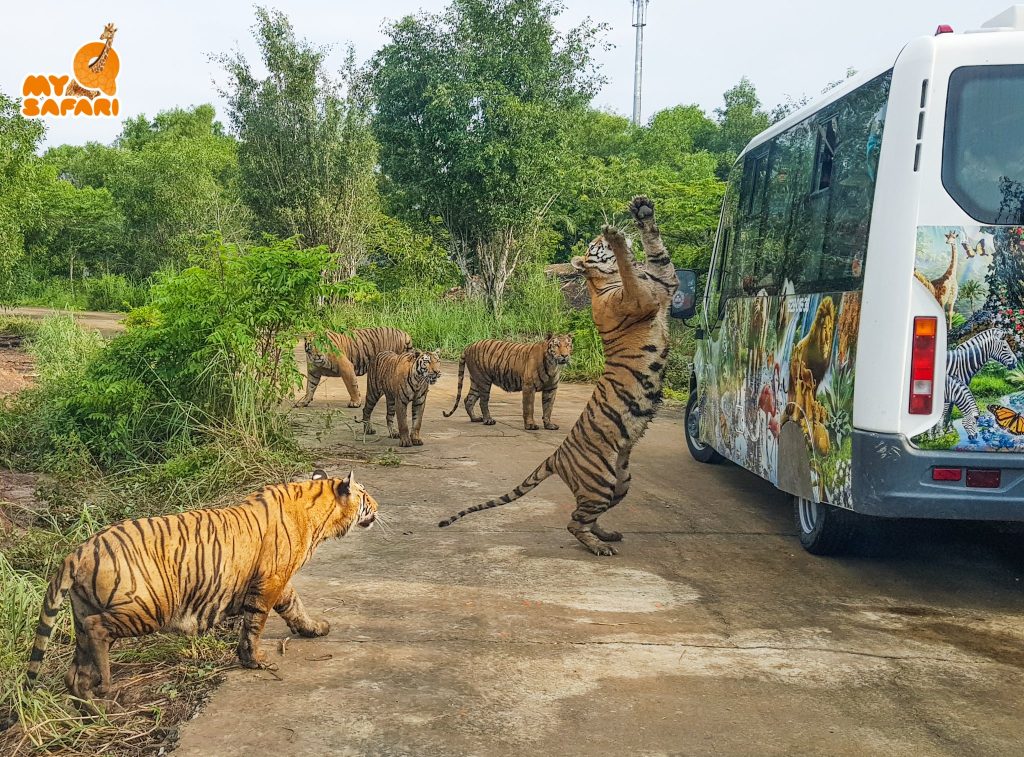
442;355;468;417
25;554;75;685
438;456;555;527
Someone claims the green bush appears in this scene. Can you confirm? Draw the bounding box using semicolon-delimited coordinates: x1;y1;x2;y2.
1;236;336;471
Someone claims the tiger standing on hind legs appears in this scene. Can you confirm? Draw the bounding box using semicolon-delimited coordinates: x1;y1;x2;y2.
439;196;677;556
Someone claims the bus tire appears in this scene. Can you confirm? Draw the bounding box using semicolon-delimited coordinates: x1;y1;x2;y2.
794;496;860;555
685;391;723;464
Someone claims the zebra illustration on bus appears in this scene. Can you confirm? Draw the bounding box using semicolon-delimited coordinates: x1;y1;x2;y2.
671;7;1024;554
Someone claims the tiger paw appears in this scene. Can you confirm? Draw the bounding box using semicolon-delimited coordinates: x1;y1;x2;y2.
543;421;559;430
591;524;623;542
298;619;330;637
483;418;496;426
347;400;362;408
363;425;376;436
601;224;625;245
399;437;414;447
524;422;540;431
629;195;655;225
388;431;401;439
294;399;311;408
240;650;278;670
574;531;619;556
470;416;484;423
411;437;424;446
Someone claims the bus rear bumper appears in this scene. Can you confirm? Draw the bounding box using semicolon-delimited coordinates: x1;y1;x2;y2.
852;430;1024;520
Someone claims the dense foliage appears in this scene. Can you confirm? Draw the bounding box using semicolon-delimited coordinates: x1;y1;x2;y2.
0;1;781;313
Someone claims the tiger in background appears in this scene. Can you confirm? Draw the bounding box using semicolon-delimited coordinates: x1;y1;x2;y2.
23;471;379;700
443;334;574;430
439;196;677;556
362;349;442;447
297;327;413;408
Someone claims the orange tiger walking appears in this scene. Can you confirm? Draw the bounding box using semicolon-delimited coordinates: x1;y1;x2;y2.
24;471;378;699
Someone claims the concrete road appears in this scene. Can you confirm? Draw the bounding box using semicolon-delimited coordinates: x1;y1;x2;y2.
166;359;1023;756
6;306;125;338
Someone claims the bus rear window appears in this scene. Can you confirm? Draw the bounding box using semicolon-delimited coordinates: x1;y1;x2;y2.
943;65;1024;224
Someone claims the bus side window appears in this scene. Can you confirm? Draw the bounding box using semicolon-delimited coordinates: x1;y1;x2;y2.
812;117;838;193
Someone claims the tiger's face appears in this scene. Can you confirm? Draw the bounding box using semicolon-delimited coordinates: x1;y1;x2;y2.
545;333;574;365
415;350;442;385
312;469;379;530
571;233;632;277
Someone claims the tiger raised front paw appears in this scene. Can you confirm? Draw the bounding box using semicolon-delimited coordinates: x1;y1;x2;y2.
629;195;656;227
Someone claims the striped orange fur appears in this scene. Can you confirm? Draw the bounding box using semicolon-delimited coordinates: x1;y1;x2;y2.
297;327;413;408
25;471;378;700
439;196;677;556
444;334;573;430
362;349;442;447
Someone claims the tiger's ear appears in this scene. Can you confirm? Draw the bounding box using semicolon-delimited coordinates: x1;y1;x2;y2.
334;471;354;497
545;332;553;341
566;333;574;343
312;469;328;480
433;349;441;358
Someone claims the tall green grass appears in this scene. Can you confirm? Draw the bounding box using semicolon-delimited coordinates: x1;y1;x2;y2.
330;276;695;393
15;275;150;313
330;275;607;382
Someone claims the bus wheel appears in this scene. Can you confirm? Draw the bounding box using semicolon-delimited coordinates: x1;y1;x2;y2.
794;496;859;555
685;391;723;464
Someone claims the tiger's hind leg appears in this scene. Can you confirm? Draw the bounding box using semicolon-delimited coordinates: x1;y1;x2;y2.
81;614;115;698
477;384;496;426
464;381;485;422
567;495;617;556
591;452;630;543
237;583;276;670
274;583;329;638
65;618;97;699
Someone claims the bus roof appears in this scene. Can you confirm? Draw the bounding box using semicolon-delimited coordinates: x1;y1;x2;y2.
736;5;1024;162
736;56;898;162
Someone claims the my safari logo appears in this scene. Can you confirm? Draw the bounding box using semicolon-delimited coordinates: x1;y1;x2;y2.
22;23;119;117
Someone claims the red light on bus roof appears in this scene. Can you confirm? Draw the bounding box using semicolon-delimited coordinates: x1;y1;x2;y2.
931;467;962;482
966;469;1001;488
935;24;954;35
909;317;937;415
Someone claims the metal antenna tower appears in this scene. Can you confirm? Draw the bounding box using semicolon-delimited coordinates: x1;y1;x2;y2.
631;0;650;126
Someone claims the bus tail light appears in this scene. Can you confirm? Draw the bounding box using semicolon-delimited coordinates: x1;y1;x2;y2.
935;24;954;35
966;469;1001;488
909;317;937;415
931;467;962;482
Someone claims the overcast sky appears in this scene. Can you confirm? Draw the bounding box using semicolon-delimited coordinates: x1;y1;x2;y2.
1;0;1010;149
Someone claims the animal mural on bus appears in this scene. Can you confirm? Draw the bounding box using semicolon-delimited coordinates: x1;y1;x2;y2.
912;225;1024;451
695;287;861;509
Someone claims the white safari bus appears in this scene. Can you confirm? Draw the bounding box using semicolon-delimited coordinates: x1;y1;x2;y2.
672;7;1024;554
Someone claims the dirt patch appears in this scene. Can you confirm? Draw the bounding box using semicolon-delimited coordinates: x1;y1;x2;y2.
0;348;34;397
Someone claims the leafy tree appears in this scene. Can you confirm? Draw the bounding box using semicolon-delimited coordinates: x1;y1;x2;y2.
713;76;770;167
22;178;125;281
44;105;244;276
0;92;46;303
217;8;379;279
370;0;607;311
631;105;717;167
